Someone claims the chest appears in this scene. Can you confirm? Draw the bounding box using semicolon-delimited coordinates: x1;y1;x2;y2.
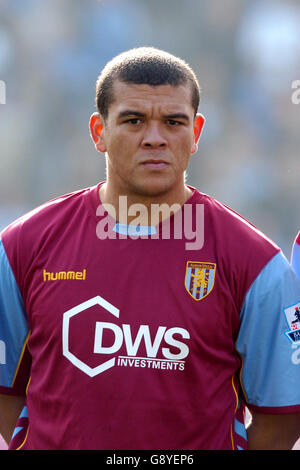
23;235;240;376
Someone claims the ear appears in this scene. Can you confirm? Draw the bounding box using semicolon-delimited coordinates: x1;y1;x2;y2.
191;113;205;154
89;112;107;153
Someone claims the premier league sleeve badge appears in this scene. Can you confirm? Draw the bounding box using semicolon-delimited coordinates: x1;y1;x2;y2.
284;302;300;344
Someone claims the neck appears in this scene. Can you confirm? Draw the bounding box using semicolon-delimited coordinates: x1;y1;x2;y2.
99;183;193;226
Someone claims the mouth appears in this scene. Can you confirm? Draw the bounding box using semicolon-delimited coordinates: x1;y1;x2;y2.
141;159;169;170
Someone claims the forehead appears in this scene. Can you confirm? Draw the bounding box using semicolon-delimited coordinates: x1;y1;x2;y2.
109;80;194;115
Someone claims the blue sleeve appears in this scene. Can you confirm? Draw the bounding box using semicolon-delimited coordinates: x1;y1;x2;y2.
236;251;300;411
0;239;29;389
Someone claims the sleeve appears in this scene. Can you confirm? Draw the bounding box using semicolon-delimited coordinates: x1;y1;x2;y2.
236;251;300;413
291;231;300;279
0;238;31;395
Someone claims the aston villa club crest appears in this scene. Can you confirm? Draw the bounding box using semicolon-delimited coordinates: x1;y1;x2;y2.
185;261;216;301
284;302;300;344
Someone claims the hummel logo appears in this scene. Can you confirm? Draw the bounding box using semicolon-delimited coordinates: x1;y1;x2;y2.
43;269;87;282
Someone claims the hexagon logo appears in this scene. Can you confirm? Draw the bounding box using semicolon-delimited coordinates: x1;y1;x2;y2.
62;295;120;377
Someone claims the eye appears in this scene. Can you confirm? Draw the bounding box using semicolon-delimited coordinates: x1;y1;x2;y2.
167;120;181;126
126;118;142;125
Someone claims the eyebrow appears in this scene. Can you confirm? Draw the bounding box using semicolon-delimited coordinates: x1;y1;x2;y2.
117;110;146;119
164;113;190;121
117;110;190;121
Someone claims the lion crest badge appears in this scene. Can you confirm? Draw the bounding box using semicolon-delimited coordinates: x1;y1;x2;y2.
185;261;216;301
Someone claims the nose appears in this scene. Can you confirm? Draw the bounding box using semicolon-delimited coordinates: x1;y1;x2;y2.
141;122;167;149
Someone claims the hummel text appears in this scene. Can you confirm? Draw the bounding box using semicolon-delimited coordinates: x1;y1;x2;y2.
43;269;87;281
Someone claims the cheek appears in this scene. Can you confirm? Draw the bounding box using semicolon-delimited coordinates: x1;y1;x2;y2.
106;137;133;172
173;136;194;165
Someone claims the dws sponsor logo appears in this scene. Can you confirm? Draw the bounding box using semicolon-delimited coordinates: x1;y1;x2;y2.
62;296;190;377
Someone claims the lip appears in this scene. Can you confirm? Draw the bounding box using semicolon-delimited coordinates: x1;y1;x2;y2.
141;159;169;169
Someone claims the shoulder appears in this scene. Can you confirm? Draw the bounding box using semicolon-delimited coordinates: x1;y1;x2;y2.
192;188;280;256
1;185;96;246
190;188;282;310
0;185;98;275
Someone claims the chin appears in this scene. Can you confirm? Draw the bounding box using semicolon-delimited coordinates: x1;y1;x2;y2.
132;179;175;198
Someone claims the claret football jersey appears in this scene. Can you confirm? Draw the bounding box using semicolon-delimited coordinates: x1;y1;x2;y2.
0;183;300;450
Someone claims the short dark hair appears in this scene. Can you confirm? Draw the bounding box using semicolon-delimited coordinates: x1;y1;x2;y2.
95;47;201;121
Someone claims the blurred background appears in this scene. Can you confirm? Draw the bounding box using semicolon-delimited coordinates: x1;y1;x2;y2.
0;0;299;450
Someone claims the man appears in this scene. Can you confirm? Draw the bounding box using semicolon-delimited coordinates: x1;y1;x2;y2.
0;47;299;450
